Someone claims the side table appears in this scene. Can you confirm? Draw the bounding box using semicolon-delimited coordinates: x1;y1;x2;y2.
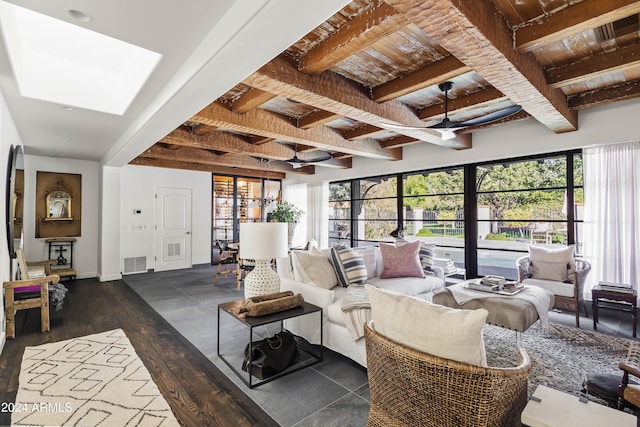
217;299;322;388
592;286;637;338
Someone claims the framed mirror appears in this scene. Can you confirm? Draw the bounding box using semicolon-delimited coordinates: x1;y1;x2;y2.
5;145;24;258
46;190;72;220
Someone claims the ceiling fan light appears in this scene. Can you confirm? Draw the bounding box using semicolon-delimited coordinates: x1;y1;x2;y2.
441;130;456;140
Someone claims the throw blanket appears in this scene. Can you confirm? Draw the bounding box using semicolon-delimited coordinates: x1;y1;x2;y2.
447;283;552;331
341;286;371;340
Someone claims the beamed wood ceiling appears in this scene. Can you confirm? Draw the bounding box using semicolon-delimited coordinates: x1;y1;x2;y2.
131;0;640;179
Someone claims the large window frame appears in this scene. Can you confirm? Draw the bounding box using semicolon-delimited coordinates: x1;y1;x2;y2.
328;150;583;279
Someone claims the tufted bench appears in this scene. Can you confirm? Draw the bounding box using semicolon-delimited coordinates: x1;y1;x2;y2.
433;284;555;333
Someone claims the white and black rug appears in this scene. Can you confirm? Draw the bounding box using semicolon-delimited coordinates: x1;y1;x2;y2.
12;329;179;427
485;322;631;397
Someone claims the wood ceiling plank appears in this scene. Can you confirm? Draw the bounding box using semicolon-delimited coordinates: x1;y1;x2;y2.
192;101;404;159
160;128;294;161
298;2;406;74
386;0;577;133
372;56;471;102
417;87;507;120
568;79;640;109
245;55;471;149
129;158;289;179
547;42;640;88
297;110;342;128
343;124;385;139
141;145;313;175
516;0;640;52
231;88;276;113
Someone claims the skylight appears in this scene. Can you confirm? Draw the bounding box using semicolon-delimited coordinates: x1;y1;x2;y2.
0;2;162;115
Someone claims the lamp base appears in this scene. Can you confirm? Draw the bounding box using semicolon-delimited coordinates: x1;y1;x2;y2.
244;259;280;299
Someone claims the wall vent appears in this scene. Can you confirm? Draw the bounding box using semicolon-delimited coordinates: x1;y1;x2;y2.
123;256;147;275
167;243;181;257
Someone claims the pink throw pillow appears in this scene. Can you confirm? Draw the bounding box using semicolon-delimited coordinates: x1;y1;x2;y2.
379;240;425;279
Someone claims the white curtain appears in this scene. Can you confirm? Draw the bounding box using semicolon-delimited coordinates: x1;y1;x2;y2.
307;181;329;249
582;141;640;301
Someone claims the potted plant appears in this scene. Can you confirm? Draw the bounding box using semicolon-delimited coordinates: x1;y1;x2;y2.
270;201;304;245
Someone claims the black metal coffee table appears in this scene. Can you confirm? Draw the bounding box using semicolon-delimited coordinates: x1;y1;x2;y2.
217;299;323;388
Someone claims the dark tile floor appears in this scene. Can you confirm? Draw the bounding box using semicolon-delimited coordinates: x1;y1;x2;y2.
122;263;638;427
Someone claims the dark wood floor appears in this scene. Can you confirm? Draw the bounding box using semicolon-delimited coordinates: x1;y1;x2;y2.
0;278;278;427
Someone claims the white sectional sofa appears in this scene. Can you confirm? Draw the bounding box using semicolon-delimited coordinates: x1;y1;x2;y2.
277;244;445;367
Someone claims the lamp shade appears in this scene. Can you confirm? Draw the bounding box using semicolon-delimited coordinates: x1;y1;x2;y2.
239;222;288;260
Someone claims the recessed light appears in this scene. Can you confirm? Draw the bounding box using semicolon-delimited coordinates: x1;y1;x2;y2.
65;8;93;23
61;106;74;111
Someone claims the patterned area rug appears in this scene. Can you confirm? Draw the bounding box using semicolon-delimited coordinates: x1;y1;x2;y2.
484;322;631;398
12;329;179;427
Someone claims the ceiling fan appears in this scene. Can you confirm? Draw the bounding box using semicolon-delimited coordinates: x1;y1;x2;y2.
287;145;333;168
383;81;522;140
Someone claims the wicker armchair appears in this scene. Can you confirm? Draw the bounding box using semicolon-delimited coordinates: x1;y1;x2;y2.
364;322;531;427
516;256;591;327
618;341;640;409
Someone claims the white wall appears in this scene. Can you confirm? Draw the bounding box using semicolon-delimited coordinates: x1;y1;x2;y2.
0;90;23;351
22;155;100;279
120;165;212;270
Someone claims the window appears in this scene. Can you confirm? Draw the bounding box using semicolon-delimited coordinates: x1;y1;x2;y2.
328;150;582;279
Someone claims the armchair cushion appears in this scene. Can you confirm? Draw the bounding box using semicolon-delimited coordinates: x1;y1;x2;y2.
528;245;575;281
366;284;488;367
522;278;575;298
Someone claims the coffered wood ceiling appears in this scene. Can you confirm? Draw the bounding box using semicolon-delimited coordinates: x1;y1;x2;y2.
132;0;640;179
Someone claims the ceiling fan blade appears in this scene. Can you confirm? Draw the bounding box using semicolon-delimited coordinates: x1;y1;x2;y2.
287;154;333;164
451;105;523;128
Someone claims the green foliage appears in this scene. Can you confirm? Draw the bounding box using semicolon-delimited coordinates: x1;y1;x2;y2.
484;233;511;241
270;201;304;223
416;228;433;237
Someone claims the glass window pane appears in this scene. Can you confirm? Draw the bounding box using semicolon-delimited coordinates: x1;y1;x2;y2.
361;199;397;220
354;219;396;241
478;189;568;222
329;219;350;244
403;170;464;196
330;182;351;201
573;153;583;186
358;176;397;199
477;249;521;280
477;157;567;192
574;189;584;220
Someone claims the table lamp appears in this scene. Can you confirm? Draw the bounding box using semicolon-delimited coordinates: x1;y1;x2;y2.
239;222;288;298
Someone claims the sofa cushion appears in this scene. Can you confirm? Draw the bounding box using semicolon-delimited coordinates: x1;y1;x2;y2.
327;287;348;326
528;245;575;281
367;276;441;297
523;278;575;298
292;248;338;290
366;285;488;367
353;246;377;279
330;244;368;287
379;241;425;279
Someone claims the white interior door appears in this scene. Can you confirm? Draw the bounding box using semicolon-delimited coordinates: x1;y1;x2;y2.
155;187;192;272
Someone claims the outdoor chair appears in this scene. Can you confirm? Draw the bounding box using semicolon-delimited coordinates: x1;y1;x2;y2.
364;322;531;426
516;255;591;327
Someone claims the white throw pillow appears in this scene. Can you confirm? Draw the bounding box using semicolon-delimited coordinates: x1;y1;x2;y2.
529;245;575;282
366;284;488;367
292;248;338;289
353;246;378;279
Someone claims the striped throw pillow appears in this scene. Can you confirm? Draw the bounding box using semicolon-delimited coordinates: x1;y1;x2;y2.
329;244;368;287
419;242;436;273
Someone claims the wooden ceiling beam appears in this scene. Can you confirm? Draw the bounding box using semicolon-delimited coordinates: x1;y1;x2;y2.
547;43;640;88
130;158;290;178
160;128;294;161
372;56;471;102
386;0;577;133
245;55;470;149
297;110;342;129
343;124;386;139
141;145;314;175
381;135;419;148
417;88;507;120
193;101;403;160
298;2;405;74
568;79;640;109
515;0;640;52
231;88;276;113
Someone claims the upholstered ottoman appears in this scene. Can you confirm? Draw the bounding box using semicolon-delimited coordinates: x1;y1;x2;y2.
432;285;555;333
